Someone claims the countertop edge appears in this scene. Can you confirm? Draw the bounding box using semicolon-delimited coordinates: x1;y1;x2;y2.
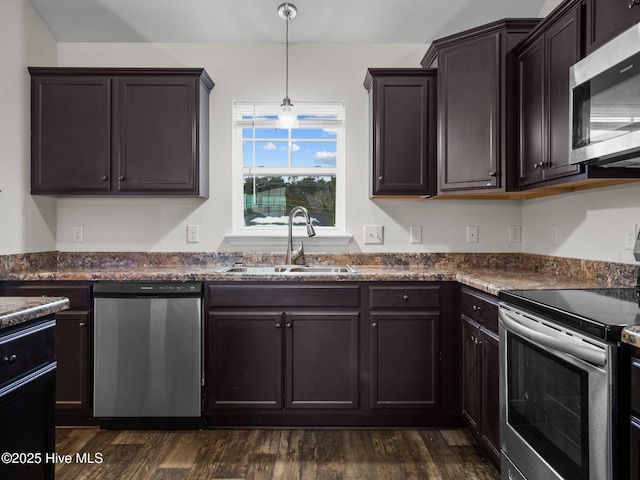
0;297;70;331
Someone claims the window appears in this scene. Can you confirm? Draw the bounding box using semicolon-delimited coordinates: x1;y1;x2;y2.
232;101;345;236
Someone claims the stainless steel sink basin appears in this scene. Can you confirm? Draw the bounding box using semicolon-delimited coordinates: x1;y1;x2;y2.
217;265;356;274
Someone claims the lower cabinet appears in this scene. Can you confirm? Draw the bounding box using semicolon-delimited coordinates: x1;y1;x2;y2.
204;281;460;427
460;286;500;464
630;349;640;478
1;282;94;423
207;310;359;411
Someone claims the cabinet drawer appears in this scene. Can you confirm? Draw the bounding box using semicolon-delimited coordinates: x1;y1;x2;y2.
369;285;440;310
2;283;92;310
460;287;498;331
207;284;361;308
0;319;55;387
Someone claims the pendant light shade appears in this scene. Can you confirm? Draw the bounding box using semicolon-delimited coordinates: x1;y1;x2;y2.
277;3;299;129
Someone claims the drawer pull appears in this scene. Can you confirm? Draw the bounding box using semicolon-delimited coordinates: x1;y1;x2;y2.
371;322;378;328
2;355;17;366
402;294;409;301
275;322;282;329
473;305;482;312
285;322;292;329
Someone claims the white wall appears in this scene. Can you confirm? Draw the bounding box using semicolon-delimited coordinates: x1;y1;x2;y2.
0;0;57;255
55;42;524;254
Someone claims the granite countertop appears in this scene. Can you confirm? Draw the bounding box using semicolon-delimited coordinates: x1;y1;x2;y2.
0;264;610;297
0;296;70;331
622;327;640;348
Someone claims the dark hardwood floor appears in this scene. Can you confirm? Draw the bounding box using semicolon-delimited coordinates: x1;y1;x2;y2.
55;427;500;480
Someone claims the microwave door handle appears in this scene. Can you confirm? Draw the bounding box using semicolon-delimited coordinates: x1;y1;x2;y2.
499;309;607;367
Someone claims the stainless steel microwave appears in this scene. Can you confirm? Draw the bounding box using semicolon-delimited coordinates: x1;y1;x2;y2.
569;22;640;167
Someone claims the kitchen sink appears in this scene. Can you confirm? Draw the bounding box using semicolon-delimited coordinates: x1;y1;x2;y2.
217;265;356;274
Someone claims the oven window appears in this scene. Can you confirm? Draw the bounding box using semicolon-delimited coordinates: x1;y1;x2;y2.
572;50;640;149
507;333;589;480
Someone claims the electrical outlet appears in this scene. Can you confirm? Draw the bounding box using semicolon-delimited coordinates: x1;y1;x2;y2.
551;224;558;245
72;225;84;243
186;224;199;243
466;225;479;243
509;225;522;243
410;225;422;244
364;225;384;244
626;223;637;250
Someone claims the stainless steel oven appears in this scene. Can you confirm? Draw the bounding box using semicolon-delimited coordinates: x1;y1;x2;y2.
499;302;618;480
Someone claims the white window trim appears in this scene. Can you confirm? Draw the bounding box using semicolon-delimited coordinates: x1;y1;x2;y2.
228;101;349;245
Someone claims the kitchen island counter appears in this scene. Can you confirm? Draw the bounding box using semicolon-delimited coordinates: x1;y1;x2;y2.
0;296;69;330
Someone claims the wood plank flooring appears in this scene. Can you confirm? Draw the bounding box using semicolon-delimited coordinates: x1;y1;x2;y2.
55;427;500;480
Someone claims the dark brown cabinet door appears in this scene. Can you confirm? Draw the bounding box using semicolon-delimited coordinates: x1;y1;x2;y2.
55;311;89;409
364;69;436;197
480;327;500;461
544;5;581;181
370;312;439;409
439;34;500;191
585;0;640;54
206;312;283;411
115;76;199;194
632;419;640;479
516;1;582;188
517;36;545;186
31;76;111;194
285;312;359;409
461;316;481;430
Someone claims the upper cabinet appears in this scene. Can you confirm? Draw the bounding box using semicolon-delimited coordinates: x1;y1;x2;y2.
422;19;539;197
515;0;582;187
29;68;214;197
514;0;640;193
585;0;640;54
364;69;437;198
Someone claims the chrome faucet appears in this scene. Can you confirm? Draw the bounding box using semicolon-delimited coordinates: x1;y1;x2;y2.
286;206;316;265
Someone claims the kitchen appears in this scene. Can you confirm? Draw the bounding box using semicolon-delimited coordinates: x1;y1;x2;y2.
3;0;640;479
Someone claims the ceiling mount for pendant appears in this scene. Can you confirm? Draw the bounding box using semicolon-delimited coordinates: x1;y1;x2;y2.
278;3;297;21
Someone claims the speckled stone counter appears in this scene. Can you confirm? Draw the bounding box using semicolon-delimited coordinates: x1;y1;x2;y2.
0;251;634;297
622;327;640;347
0;296;70;330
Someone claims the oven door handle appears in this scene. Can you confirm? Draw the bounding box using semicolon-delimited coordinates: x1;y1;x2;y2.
499;309;607;366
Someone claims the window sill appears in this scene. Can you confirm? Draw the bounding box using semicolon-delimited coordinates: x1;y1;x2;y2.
225;234;353;246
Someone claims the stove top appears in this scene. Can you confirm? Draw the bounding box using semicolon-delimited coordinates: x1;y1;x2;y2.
498;287;640;341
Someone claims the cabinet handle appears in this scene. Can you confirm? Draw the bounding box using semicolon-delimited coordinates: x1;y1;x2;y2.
472;305;482;312
488;171;496;177
402;294;409;301
2;354;17;366
101;175;108;181
371;322;377;328
533;162;541;168
275;322;282;329
378;176;383;181
79;323;86;327
285;322;292;329
118;176;125;181
470;334;475;342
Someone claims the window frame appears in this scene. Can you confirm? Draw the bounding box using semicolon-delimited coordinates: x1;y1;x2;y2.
231;101;346;238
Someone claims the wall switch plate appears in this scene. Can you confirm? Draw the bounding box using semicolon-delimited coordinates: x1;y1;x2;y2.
187;224;199;243
466;225;479;243
72;225;84;243
509;225;522;243
364;225;384;244
551;224;558;245
410;225;422;244
626;223;637;250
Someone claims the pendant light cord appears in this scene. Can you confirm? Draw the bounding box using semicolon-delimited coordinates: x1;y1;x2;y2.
285;10;290;99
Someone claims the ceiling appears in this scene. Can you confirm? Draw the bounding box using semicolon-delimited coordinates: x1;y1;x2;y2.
29;0;546;44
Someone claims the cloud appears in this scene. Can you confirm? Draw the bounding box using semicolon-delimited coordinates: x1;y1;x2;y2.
291;143;300;152
262;142;277;150
314;151;337;166
322;128;338;136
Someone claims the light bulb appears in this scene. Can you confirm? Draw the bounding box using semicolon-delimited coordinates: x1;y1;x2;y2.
277;97;298;129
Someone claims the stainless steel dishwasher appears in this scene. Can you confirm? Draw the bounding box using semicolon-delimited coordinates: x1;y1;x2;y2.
93;281;202;421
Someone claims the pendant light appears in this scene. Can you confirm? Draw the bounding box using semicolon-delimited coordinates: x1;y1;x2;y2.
277;3;299;129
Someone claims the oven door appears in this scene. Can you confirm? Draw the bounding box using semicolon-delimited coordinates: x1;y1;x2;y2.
498;304;616;480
